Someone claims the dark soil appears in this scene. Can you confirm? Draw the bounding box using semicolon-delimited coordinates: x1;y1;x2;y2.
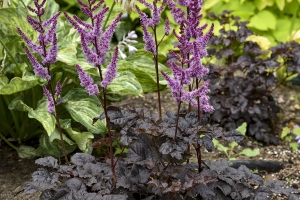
1;84;300;199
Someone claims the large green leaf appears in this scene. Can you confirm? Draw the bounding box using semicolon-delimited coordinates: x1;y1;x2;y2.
0;7;30;35
28;97;56;136
63;88;106;134
17;145;38;159
60;119;93;153
37;132;76;158
106;71;143;101
118;60;158;93
0;75;39;95
248;10;277;31
8;96;33;112
254;0;274;10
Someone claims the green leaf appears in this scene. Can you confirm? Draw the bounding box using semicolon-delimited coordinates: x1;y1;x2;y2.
254;0;274;10
203;0;220;9
236;122;247;136
289;142;299;152
63;88;106;134
212;139;228;153
118;55;171;93
229;142;238;149
275;0;285;11
106;71;143;102
60;119;94;152
17;145;38;158
0;74;39;95
28;97;56;136
8;96;33;112
248;10;277;31
37;132;76;158
239;148;260;157
281;127;291;139
293;127;300;136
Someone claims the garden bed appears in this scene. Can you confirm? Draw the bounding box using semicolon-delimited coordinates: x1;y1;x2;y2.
1;84;300;200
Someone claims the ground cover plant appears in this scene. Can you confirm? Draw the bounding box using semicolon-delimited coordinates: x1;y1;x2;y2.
205;11;300;145
18;0;300;199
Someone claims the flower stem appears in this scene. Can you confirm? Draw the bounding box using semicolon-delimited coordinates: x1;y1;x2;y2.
174;101;181;142
153;26;162;118
97;66;117;183
102;0;116;31
37;11;69;164
47;77;69;165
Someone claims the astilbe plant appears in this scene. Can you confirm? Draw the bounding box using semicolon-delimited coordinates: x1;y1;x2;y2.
24;1;300;199
135;0;169;118
63;0;123;182
17;0;69;164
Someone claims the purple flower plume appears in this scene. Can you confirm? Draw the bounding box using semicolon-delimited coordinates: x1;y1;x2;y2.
25;47;51;80
75;64;99;96
161;0;214;113
161;71;183;102
136;0;167;55
43;85;55;114
101;46;119;88
64;0;122;67
165;17;171;36
55;82;62;97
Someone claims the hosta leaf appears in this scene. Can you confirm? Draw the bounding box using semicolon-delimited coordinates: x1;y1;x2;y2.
0;75;39;95
28;97;56;136
60;119;94;153
17;145;38;159
37;133;76;157
8;96;33;112
118;60;165;93
63;88;106;135
106;71;143;102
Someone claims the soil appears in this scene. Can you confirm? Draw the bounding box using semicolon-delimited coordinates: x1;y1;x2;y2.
1;84;300;200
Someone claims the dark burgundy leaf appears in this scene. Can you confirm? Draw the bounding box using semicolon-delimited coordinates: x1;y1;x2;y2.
222;130;244;143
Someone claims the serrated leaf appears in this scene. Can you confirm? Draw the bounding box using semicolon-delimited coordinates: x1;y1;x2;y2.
28;97;56;136
222;130;244;143
63;88;106;135
102;195;128;200
239;148;260;157
281;127;291;138
35;156;59;169
70;153;95;166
